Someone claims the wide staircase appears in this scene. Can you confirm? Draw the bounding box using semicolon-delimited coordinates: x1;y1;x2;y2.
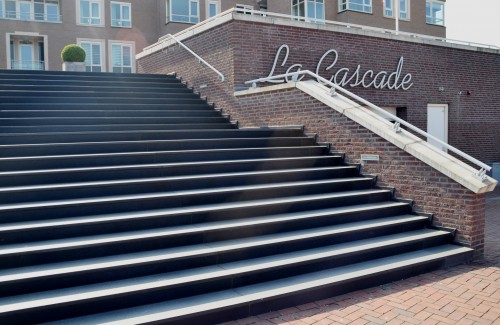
0;70;472;324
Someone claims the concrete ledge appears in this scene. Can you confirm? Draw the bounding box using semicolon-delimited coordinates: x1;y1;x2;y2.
235;80;498;194
137;11;499;60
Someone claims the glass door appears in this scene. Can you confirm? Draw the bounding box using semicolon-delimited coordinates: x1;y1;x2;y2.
19;43;34;70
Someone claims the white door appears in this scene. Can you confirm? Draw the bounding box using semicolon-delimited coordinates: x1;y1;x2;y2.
427;104;448;151
19;44;34;70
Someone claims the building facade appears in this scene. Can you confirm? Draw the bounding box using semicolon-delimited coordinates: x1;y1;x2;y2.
0;0;447;72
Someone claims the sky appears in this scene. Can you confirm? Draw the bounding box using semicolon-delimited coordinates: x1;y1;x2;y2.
446;0;500;47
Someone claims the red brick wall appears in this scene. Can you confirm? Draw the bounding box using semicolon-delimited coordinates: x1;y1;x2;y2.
137;20;494;256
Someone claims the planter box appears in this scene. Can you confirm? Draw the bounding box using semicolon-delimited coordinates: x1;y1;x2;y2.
63;62;86;72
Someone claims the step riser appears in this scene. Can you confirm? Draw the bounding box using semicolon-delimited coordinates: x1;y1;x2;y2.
0;129;304;145
0;157;347;187
0;168;351;204
0;216;425;272
0;92;201;99
169;250;474;325
0;80;187;88
0;181;380;224
0;103;213;111
0;123;237;134
0;97;207;105
0;117;229;127
0;147;327;172
0;138;314;158
0;110;222;119
0;70;172;78
0;203;410;246
0;232;447;301
0;86;189;93
0;74;180;82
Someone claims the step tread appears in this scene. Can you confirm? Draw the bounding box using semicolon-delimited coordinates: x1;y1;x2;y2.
2;244;470;320
0;178;375;212
0;137;311;150
0;156;343;177
0;190;390;234
0;202;415;281
0;166;352;193
0;210;420;258
0;146;327;162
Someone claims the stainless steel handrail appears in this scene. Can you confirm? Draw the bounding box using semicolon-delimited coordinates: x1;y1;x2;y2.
245;70;492;180
160;34;225;82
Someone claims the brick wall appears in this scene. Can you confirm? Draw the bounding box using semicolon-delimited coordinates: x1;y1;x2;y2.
137;19;496;256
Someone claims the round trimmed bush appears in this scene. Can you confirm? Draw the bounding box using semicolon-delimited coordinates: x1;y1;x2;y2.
61;44;86;62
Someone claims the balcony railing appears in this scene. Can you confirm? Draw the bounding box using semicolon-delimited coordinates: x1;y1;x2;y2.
0;10;62;23
11;60;45;71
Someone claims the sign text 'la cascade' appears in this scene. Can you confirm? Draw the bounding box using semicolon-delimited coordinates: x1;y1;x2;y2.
265;45;413;90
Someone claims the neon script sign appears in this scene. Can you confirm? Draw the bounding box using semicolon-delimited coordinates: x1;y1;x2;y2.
266;45;413;90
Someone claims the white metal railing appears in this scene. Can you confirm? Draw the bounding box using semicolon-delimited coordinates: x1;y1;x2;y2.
160;34;225;82
245;70;492;180
235;9;499;51
11;60;45;71
0;10;62;23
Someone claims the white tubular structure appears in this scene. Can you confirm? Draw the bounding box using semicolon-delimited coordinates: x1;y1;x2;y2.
245;70;492;180
161;34;225;82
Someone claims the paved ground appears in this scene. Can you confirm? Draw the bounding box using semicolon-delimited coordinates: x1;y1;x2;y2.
221;189;500;325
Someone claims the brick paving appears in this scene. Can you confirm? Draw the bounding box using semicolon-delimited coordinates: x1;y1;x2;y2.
220;189;500;325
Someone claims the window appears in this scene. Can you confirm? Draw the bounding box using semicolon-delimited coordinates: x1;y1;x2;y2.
292;0;324;23
5;0;16;18
110;41;134;73
166;0;199;23
207;0;219;18
426;0;444;26
18;0;32;20
384;0;409;20
339;0;372;14
111;1;131;27
236;4;253;14
0;0;60;22
79;40;104;72
79;0;102;25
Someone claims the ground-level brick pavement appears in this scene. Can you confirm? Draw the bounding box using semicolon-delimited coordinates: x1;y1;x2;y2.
220;189;500;325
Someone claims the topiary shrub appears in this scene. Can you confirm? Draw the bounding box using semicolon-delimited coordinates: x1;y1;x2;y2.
61;44;86;63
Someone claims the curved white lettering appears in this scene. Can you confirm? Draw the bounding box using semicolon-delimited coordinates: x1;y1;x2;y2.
266;44;290;83
266;45;414;91
315;49;338;84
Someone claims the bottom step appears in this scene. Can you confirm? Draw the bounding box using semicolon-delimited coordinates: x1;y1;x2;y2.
48;245;472;325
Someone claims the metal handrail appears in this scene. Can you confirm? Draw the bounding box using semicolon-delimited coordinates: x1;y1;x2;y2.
245;70;492;179
160;34;225;82
237;9;500;51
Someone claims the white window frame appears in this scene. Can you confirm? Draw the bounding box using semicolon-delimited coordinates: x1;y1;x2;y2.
426;0;445;26
108;40;135;73
236;4;253;14
206;0;220;19
0;0;61;22
110;1;131;28
338;0;372;14
291;0;325;23
17;0;33;20
78;38;106;72
166;0;200;24
77;0;104;27
383;0;410;20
